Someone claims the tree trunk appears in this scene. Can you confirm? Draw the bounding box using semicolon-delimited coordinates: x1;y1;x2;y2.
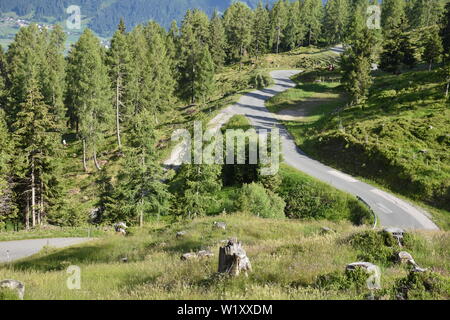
93;146;101;171
25;196;30;230
218;238;252;277
116;76;122;150
445;80;449;98
31;157;36;228
39;179;44;226
82;139;88;172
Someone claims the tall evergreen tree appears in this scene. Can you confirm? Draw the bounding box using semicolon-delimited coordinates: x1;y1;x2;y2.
66;29;112;171
208;10;227;67
422;26;443;70
269;0;289;53
108;19;131;150
283;1;304;50
223;2;254;65
300;0;324;46
323;0;350;45
341;3;379;105
441;2;450;55
251;1;271;59
107;110;171;226
409;0;446;29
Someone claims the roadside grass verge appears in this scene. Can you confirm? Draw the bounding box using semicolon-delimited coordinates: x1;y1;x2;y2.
0;214;448;300
0;227;107;242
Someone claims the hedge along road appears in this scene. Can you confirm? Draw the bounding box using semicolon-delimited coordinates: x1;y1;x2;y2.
165;69;438;231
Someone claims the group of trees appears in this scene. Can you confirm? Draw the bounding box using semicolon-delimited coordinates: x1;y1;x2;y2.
341;0;450;105
1;0;449;229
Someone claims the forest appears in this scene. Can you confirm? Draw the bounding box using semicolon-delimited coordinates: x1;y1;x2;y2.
0;0;449;231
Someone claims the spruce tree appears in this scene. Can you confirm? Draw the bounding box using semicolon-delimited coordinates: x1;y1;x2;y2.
108;19;131;150
177;163;222;219
106;110;171;226
12;78;61;228
341;3;379;105
269;0;289;53
323;0;350;45
251;1;271;59
208;10;227;67
423;26;443;71
283;1;304;51
441;2;450;55
223;2;254;65
300;0;324;46
66;29;112;171
381;0;406;32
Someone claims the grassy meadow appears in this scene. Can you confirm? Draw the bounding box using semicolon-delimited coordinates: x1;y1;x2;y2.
1;214;449;300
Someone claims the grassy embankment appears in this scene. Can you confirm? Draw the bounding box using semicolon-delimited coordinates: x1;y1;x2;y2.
0;213;448;300
266;63;450;230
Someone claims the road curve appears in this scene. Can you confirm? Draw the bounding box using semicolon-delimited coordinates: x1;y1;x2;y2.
166;70;439;230
0;238;92;263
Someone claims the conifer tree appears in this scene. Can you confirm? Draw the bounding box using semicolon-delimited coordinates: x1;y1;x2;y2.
12;78;61;228
409;0;446;29
108;19;131;150
323;0;350;45
423;26;443;70
223;2;254;65
441;2;450;55
381;0;406;32
283;1;304;50
251;1;271;59
177;163;222;219
269;0;289;53
107;110;171;226
208;10;227;67
300;0;324;46
66;29;112;171
341;3;379;105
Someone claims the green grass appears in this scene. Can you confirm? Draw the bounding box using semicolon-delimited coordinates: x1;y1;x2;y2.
0;227;106;242
0;214;448;300
266;68;450;229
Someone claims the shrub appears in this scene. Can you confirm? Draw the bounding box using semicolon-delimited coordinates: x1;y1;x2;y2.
393;271;450;300
315;267;370;292
238;183;286;219
249;71;273;89
349;230;411;265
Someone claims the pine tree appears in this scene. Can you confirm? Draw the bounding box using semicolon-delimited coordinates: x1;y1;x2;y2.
380;16;417;74
106;110;171;226
251;1;271;59
381;0;406;32
66;29;112;172
341;3;379;105
269;0;289;53
108;19;131;150
177;163;222;219
323;0;350;45
12;78;61;228
441;2;450;55
195;46;215;104
0;108;16;228
223;2;254;65
409;0;446;29
208;10;227;67
179;9;214;103
300;0;324;46
423;26;443;71
283;1;304;50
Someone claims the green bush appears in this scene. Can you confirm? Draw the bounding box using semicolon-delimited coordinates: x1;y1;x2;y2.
249;71;273;89
238;183;286;219
393;271;450;300
315;267;370;292
279;166;372;224
349;230;410;265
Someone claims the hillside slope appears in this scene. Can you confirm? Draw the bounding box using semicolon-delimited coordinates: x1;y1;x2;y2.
1;214;448;300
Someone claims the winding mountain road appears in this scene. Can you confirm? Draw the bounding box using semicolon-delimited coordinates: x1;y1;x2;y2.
166;70;439;231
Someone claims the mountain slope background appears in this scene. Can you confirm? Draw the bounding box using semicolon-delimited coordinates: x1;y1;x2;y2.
0;0;327;36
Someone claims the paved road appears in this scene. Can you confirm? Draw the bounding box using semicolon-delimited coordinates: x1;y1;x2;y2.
0;238;92;263
166;70;439;230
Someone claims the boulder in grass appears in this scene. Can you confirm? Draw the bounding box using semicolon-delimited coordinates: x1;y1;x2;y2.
397;251;414;264
197;250;214;259
114;222;128;236
321;227;335;234
0;280;25;300
181;253;198;261
213;221;227;230
176;231;187;239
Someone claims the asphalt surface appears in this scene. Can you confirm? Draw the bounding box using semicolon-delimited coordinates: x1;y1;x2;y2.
165;70;439;230
0;238;92;263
